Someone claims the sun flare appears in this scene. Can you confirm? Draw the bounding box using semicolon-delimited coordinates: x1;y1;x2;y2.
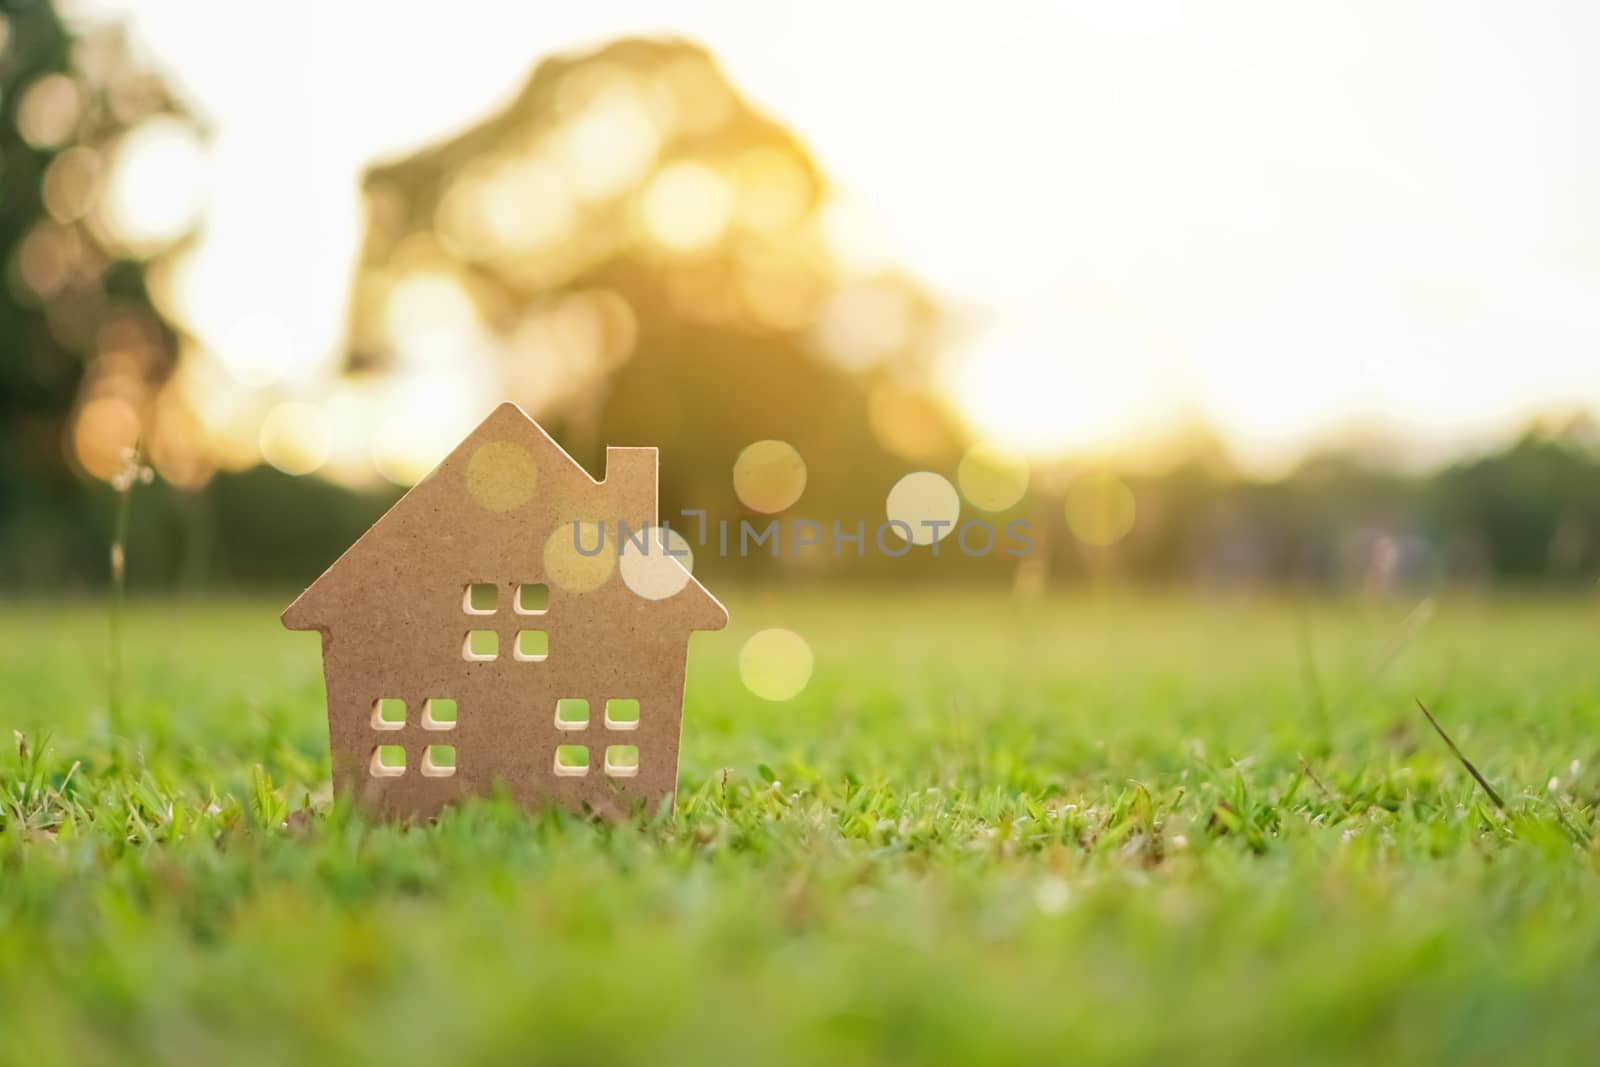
945;301;1169;458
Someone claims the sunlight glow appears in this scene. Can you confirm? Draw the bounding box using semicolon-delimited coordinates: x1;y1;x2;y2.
218;312;292;389
385;273;484;368
949;303;1167;457
371;369;495;485
86;1;1600;472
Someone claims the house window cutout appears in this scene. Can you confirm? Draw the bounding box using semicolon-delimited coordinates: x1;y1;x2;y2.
463;630;499;661
515;583;550;615
515;630;549;662
554;745;589;777
372;698;406;730
604;745;640;778
604;699;640;731
422;745;456;777
370;745;406;777
423;698;457;730
555;698;589;731
463;583;499;615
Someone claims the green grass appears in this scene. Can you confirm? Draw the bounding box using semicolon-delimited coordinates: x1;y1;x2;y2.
2;591;1599;1066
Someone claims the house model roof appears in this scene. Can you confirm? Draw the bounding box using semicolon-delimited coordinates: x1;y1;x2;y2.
283;401;726;634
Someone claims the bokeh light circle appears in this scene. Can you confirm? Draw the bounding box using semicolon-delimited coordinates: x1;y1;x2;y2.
620;525;695;601
16;74;81;150
41;146;101;223
739;628;814;702
259;401;330;476
466;442;538;512
957;444;1030;512
885;471;960;545
543;520;616;593
1064;473;1137;547
641;162;732;252
72;396;141;482
99;115;207;255
733;440;807;513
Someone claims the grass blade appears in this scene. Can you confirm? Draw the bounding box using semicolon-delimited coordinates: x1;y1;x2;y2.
1416;699;1504;810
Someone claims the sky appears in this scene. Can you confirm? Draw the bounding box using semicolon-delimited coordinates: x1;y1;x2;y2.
74;0;1600;474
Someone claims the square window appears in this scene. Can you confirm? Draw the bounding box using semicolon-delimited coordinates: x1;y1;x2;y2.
423;698;457;730
516;583;550;615
370;745;406;777
555;698;589;731
422;745;456;777
604;745;639;778
515;630;549;662
553;744;589;777
371;698;406;730
604;699;640;731
463;583;499;615
463;630;499;662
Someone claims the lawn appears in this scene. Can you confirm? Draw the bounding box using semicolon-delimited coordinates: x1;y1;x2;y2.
2;591;1598;1066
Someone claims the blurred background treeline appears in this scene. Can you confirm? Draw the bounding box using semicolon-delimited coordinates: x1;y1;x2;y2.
3;1;1598;593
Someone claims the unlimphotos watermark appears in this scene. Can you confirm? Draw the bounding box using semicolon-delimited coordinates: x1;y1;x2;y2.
572;512;1036;560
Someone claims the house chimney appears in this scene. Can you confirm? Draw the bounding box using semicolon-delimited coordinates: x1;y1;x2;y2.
604;446;658;518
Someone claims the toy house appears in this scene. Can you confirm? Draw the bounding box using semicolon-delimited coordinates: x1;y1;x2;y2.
282;402;727;819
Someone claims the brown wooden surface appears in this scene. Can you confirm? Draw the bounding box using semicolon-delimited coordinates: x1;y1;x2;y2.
283;403;726;820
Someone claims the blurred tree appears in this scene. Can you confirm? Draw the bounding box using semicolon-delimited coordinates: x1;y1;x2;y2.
0;1;196;587
348;38;960;574
1430;418;1600;581
3;21;1598;593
